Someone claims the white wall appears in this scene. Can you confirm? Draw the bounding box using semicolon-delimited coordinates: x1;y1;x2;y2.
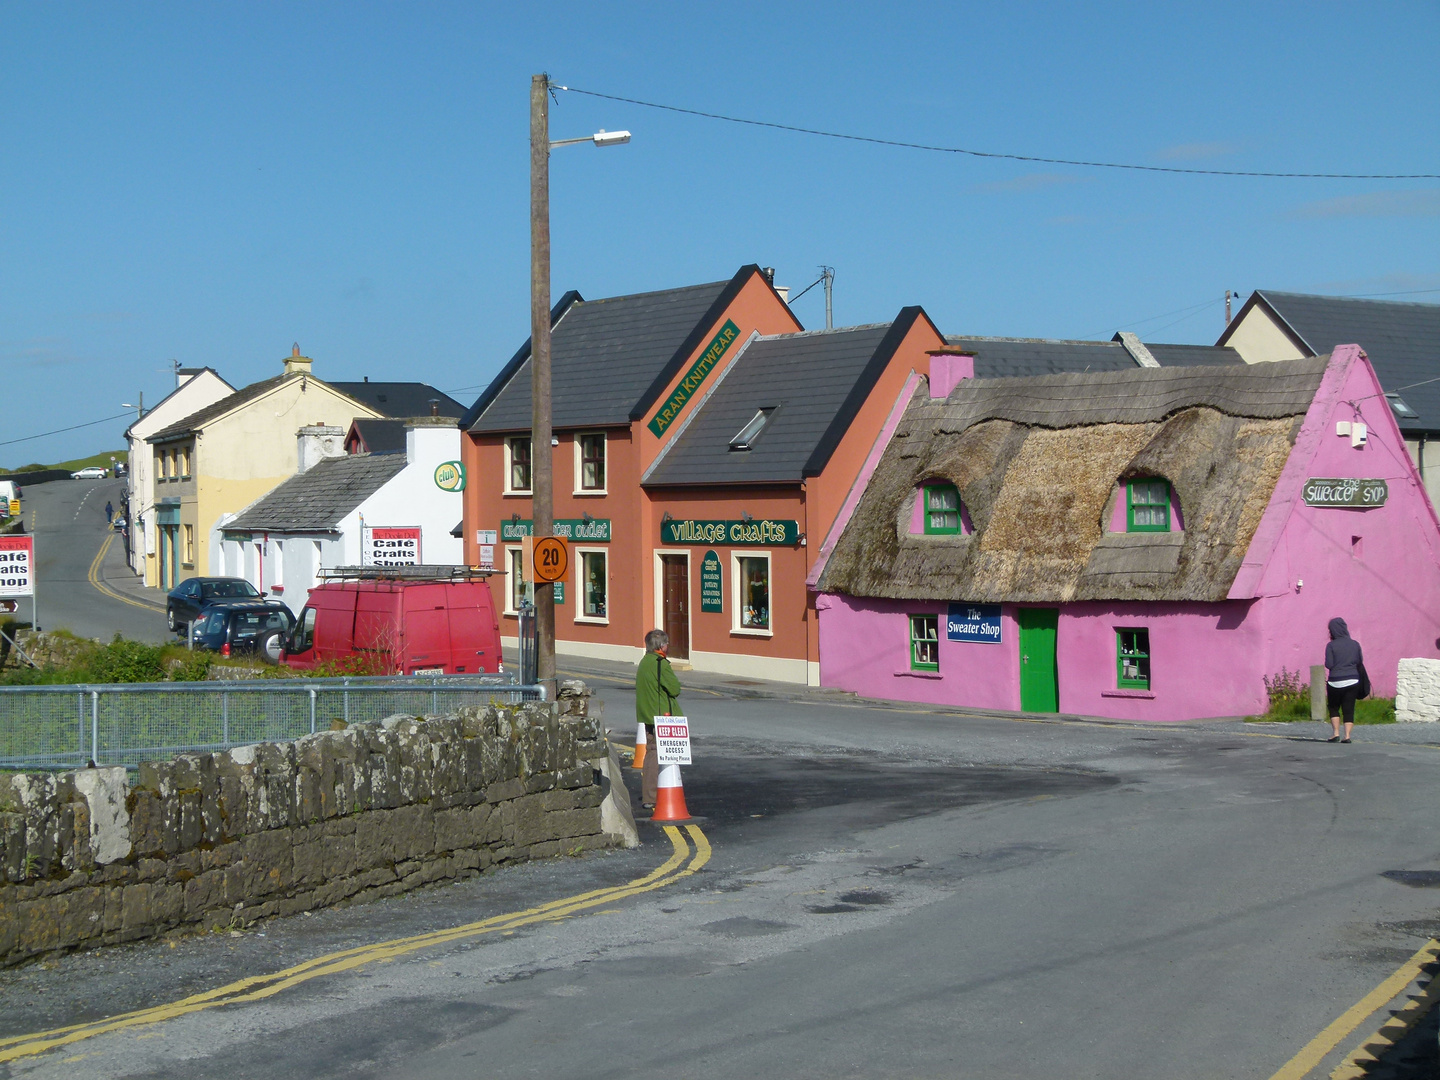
351;424;465;567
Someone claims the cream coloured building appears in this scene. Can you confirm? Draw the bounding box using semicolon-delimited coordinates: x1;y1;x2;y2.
145;348;382;590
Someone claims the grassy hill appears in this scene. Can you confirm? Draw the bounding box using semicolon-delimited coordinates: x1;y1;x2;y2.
2;450;128;476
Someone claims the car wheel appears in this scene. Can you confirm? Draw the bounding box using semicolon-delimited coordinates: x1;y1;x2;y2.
260;630;284;665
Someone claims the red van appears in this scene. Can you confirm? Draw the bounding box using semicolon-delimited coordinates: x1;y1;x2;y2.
283;573;501;675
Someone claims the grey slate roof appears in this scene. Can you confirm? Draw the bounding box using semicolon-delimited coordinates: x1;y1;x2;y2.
943;335;1241;376
1230;291;1440;433
644;322;897;486
224;454;407;533
468;279;733;432
329;383;466;419
348;419;408;455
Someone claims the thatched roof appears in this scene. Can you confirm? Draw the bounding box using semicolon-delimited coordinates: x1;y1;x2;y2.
816;356;1329;604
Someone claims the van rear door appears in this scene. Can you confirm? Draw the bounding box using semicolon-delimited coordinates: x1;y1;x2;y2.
443;581;501;674
400;583;450;673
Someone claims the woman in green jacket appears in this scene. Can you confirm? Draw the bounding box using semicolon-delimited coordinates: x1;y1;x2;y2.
634;629;681;809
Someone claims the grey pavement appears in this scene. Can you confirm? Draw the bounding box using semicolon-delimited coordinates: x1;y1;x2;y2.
2;683;1438;1079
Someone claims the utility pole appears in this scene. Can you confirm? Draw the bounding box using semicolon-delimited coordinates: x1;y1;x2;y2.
821;266;835;330
530;73;555;685
1225;290;1234;327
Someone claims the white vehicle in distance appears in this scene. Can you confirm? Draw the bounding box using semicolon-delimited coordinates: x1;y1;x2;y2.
71;466;107;479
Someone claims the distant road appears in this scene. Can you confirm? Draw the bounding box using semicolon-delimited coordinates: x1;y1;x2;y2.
21;476;169;643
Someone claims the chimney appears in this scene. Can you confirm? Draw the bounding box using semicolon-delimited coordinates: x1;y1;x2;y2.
429;398;440;417
761;267;775;285
284;343;314;377
296;424;345;472
1116;331;1160;369
927;349;976;399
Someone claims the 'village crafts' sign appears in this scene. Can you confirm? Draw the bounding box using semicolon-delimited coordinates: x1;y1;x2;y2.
647;320;741;437
1302;478;1388;508
661;519;799;546
500;518;612;542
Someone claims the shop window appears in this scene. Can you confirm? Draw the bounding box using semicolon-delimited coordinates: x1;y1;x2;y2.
506;437;532;494
183;525;195;565
577;433;606;493
1117;629;1151;689
733;553;771;634
505;545;530;614
578;549;607;622
1127;479;1170;532
171;449;180;479
730;407;776;452
909;614;939;672
923;483;962;534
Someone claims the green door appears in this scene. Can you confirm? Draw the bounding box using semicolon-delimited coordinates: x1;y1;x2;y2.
1018;608;1059;712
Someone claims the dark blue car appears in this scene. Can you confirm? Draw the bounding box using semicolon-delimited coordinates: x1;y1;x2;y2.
190;600;295;663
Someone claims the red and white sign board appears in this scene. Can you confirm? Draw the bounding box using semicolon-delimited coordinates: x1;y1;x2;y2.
0;536;34;598
653;718;691;765
363;526;422;567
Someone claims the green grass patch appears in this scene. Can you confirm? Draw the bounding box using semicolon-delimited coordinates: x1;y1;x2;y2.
1;449;128;476
1244;667;1394;723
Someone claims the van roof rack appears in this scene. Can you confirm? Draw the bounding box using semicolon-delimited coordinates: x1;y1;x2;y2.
317;565;494;581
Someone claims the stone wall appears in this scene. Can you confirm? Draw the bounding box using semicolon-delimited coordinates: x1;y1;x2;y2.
0;681;636;967
1395;658;1440;723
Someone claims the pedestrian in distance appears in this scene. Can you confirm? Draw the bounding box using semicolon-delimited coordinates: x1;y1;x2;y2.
104;500;113;524
634;628;681;812
1324;617;1367;743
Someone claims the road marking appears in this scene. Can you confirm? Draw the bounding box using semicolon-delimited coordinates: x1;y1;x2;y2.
1266;937;1440;1080
86;533;166;613
0;823;710;1063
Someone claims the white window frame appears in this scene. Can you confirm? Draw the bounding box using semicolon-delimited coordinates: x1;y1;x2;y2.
573;431;608;496
574;546;609;624
730;550;773;638
652;548;691;648
503;436;532;496
503;544;529;615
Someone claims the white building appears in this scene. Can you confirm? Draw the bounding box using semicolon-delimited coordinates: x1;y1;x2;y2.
123;367;234;583
211;418;466;613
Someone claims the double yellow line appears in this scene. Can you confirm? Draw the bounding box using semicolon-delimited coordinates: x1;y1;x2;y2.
0;823;710;1064
87;532;165;613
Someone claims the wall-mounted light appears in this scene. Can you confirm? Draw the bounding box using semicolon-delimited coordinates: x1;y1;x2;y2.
795;532;807;547
741;511;754;522
582;512;593;524
510;513;521;524
661;511;674;524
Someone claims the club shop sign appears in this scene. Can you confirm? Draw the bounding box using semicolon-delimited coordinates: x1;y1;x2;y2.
647;320;741;437
1302;478;1388;508
661;519;799;546
499;518;612;542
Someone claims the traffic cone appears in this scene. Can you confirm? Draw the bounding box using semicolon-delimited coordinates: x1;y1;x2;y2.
651;763;692;822
630;721;647;770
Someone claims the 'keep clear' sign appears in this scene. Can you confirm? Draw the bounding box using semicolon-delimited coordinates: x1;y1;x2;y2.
653;718;692;765
947;603;1002;644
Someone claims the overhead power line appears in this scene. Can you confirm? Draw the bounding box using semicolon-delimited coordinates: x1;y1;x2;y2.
554;85;1440;180
0;412;133;448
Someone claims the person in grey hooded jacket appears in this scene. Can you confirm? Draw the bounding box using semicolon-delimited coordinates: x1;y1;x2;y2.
1324;617;1364;743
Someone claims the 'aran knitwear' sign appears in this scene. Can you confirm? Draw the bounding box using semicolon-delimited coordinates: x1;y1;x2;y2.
0;536;34;597
947;603;1002;643
363;527;421;566
1302;478;1388;508
499;519;612;543
647;320;741;437
660;519;799;546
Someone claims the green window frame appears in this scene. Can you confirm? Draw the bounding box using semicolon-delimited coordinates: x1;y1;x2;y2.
1127;478;1170;532
909;614;939;671
1117;629;1150;689
923;483;962;534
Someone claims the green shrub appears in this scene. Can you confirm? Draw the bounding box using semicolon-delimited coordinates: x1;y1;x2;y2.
1248;667;1394;723
87;637;167;684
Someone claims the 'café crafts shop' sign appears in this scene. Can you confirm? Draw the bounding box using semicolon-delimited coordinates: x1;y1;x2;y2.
500;518;612;542
1302;478;1389;508
661;518;800;546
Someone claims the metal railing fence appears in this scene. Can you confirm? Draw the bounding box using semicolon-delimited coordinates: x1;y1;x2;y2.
0;674;544;770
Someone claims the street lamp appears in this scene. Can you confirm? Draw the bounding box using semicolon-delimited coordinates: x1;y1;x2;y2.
530;73;630;688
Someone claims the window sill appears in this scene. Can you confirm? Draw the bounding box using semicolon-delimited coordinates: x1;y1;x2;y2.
502;491;533;498
572;490;608;497
574;615;609;625
895;668;942;679
1101;689;1155;699
731;627;773;638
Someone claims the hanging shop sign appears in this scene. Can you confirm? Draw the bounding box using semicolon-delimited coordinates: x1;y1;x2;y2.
363;526;422;566
947;603;1002;644
660;518;799;546
500;518;611;543
647;320;741;437
433;461;466;492
700;550;723;613
1302;478;1388;508
0;535;35;598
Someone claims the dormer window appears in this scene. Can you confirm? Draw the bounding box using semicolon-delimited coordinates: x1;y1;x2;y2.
923;483;962;534
730;408;775;452
1127;478;1170;532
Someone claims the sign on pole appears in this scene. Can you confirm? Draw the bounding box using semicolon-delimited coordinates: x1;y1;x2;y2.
653;718;691;765
475;529;497;571
0;536;34;598
362;526;422;566
527;535;568;584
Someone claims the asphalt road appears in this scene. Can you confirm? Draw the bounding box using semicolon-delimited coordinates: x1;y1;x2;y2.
2;683;1438;1079
14;477;167;643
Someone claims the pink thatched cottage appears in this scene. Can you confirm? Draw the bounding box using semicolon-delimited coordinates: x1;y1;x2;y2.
809;347;1440;720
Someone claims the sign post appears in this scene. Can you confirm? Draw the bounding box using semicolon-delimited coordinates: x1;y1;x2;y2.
527;536;568;586
0;535;36;634
653;718;692;765
362;526;422;566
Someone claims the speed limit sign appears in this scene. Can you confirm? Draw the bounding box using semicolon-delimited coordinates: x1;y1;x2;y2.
526;535;568;584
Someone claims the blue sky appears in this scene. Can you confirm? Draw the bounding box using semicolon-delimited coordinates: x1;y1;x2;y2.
3;2;1436;467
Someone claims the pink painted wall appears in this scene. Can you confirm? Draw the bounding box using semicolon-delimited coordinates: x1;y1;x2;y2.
817;349;1440;720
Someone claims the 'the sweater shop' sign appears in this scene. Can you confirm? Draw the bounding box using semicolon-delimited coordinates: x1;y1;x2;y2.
647;320;740;437
1302;478;1388;508
660;519;799;546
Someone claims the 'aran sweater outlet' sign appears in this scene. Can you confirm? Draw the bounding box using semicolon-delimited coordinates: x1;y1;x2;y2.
647;320;741;437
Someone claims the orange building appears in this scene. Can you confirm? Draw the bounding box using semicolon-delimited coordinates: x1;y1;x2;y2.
459;264;944;684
